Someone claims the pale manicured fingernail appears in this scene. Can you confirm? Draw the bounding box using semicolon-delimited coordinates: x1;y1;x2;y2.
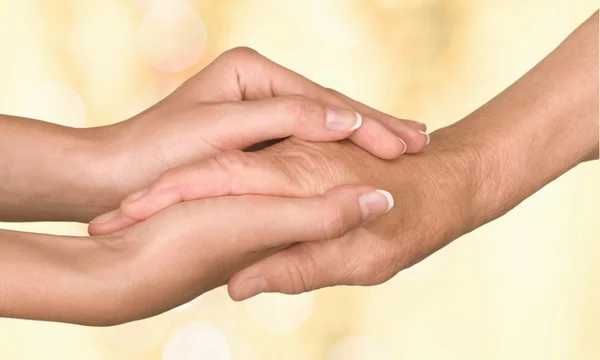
122;189;147;204
325;108;362;131
236;277;268;300
415;121;427;130
89;209;120;224
359;190;394;221
420;130;430;145
398;138;407;154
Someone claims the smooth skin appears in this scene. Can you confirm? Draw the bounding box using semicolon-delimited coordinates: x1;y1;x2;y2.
0;47;429;223
0;48;430;324
93;12;599;300
0;185;392;325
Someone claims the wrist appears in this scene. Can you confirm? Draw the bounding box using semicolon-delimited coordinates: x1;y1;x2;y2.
74;121;158;221
0;122;128;222
418;128;483;239
431;111;550;233
59;126;130;221
429;120;513;234
0;230;123;325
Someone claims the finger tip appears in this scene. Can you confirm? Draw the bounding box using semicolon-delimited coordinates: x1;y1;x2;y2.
228;283;250;302
227;276;244;300
227;286;242;302
420;130;430;146
398;138;408;155
399;130;429;154
374;189;395;213
87;226;98;236
414;121;427;132
87;223;112;237
373;144;405;160
119;202;150;222
348;112;363;131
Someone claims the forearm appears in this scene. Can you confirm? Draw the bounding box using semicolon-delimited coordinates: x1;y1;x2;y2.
438;11;598;229
0;115;123;222
0;229;116;325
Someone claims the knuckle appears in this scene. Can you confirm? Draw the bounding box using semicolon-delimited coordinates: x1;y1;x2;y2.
219;47;261;65
347;241;397;286
324;87;342;97
213;149;252;170
321;203;347;240
281;95;317;126
210;150;252;193
269;139;359;195
282;253;316;294
267;147;332;195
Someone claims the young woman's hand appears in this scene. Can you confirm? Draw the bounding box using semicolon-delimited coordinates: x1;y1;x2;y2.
86;185;393;325
95;47;429;213
0;47;427;222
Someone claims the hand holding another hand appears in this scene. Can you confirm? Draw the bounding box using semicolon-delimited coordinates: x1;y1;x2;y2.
80;47;434;323
96;47;429;210
87;184;393;325
89;11;599;317
91;129;476;303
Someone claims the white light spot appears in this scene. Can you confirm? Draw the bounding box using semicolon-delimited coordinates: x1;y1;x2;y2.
311;0;371;46
15;82;86;127
138;0;190;13
327;337;390;360
375;0;431;9
228;334;256;360
374;0;402;9
138;3;207;72
162;323;232;360
69;3;136;81
244;292;314;333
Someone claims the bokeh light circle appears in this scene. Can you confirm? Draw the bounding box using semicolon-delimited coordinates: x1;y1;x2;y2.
138;0;190;13
162;323;232;360
138;3;207;72
244;292;314;333
15;82;86;127
311;0;370;46
327;336;390;360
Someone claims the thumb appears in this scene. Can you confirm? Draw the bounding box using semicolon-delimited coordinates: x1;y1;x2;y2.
227;192;395;301
227;237;362;301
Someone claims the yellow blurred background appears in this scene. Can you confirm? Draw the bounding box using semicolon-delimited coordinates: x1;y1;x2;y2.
0;0;598;359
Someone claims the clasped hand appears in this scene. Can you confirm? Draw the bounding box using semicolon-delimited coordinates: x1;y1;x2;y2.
2;12;597;327
82;47;437;324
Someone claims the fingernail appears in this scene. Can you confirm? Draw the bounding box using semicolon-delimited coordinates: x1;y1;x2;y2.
359;190;394;221
398;138;407;154
325;108;362;131
89;209;120;224
122;189;147;204
419;130;430;145
236;277;268;300
415;121;427;130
